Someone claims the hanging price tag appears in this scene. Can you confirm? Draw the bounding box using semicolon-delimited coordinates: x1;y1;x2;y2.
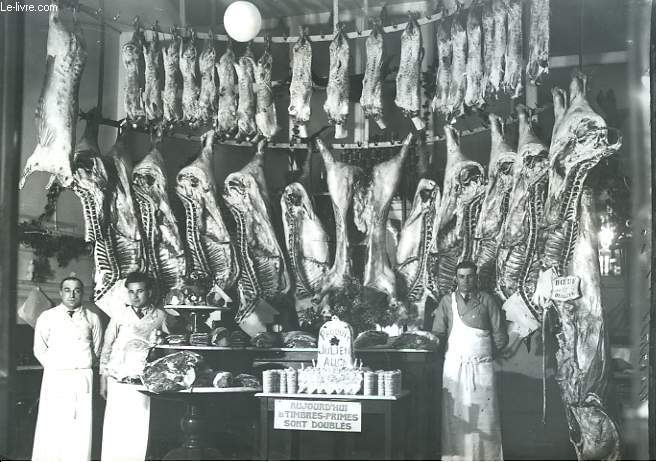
551;276;581;302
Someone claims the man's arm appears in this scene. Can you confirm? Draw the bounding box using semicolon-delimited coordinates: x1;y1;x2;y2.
90;313;104;364
99;319;119;376
431;295;451;342
33;313;50;368
485;294;509;352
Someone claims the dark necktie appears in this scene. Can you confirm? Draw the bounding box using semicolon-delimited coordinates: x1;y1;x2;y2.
463;295;470;303
134;308;144;319
67;310;75;318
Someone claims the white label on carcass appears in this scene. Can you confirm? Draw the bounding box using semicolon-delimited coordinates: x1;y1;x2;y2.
551;276;581;301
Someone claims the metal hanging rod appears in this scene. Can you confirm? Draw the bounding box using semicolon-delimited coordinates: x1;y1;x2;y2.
81;103;552;151
64;0;470;43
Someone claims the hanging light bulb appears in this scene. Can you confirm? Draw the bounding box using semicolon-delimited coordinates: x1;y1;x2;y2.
223;1;262;42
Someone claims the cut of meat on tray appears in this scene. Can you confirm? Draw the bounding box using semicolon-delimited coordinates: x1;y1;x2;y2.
395;14;424;130
288;29;313;139
526;0;550;85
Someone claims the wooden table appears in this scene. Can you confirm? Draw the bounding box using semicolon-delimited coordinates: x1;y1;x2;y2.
256;391;410;461
138;386;260;461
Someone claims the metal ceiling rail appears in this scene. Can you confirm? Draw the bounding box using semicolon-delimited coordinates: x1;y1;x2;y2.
83;103;552;151
63;0;456;43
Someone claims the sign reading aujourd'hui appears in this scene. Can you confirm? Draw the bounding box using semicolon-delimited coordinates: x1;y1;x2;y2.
274;399;362;432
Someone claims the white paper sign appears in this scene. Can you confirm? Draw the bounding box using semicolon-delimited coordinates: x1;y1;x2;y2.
317;316;354;368
551;276;581;302
274;399;362;432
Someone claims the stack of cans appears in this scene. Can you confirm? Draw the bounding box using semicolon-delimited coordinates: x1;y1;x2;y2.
384;370;402;396
377;371;386;396
363;371;376;395
262;370;280;393
279;370;288;394
286;368;298;394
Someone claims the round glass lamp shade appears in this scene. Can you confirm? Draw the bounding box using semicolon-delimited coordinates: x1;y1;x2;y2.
224;1;262;42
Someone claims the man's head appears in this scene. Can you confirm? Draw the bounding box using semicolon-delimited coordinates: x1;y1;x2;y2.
125;272;153;309
455;260;477;295
60;277;84;310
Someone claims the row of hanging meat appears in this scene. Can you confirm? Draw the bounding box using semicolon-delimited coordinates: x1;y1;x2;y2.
121;0;550;137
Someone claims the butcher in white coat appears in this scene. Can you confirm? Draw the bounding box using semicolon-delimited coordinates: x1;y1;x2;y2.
100;272;170;461
32;277;103;462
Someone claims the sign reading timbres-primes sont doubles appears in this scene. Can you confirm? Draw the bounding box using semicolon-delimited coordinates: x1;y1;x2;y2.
274;399;362;432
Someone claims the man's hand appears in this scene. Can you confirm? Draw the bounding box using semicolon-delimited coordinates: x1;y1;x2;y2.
99;374;108;399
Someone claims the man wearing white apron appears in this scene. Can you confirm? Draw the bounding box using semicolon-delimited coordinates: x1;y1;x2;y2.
100;272;169;461
32;277;104;462
432;261;508;461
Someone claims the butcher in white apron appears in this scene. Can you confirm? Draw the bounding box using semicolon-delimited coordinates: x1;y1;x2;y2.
32;277;103;462
99;272;169;461
432;261;508;461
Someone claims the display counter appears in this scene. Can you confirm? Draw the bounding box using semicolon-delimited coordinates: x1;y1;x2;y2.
152;345;442;460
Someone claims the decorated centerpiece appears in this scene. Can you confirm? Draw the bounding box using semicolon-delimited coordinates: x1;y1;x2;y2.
263;316;403;397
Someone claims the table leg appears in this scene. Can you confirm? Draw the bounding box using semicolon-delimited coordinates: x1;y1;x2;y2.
384;408;392;460
163;402;222;461
259;398;269;461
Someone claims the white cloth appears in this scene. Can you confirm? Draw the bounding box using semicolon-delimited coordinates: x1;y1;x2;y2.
441;293;503;461
101;379;150;461
32;304;103;462
100;305;166;461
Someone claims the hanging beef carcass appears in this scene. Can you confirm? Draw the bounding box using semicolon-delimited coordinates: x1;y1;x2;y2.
162;28;183;125
526;0;550;85
143;25;163;123
281;179;330;304
123;23;146;125
360;19;386;129
176;130;239;303
132;143;186;295
474;114;517;292
488;0;507;96
216;41;239;138
324;24;351;139
223;141;290;323
255;38;279;140
354;134;413;304
396;178;441;328
464;1;485;109
314;139;363;301
105;133;147;277
495;105;550;343
180;31;200;126
288;29;313;138
503;0;523;98
198;31;218;126
395;14;424;130
430;125;486;299
20;6;87;189
532;73;621;460
70;119;118;300
235;45;258;141
481;0;495;97
432;16;451;117
446;11;467;120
